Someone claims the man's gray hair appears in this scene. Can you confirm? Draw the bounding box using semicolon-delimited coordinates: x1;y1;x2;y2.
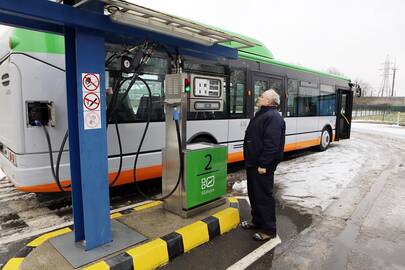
264;89;280;106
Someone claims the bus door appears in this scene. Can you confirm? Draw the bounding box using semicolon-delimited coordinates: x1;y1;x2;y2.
250;73;284;117
336;89;353;140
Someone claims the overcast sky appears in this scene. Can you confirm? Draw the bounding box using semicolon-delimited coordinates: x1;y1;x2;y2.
0;1;403;95
133;0;405;96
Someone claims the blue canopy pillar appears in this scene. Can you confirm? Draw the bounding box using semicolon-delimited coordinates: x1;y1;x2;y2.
64;27;111;250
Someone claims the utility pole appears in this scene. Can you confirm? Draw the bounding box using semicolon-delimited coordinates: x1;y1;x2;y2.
379;55;393;97
391;64;398;96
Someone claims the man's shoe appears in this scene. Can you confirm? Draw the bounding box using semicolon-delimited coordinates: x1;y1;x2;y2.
252;232;277;241
241;221;258;230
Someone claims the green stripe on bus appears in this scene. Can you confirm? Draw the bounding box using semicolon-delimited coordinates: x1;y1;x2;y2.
11;28;64;54
8;26;348;81
238;51;350;81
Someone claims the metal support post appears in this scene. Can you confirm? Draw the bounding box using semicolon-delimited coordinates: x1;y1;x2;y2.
64;27;111;250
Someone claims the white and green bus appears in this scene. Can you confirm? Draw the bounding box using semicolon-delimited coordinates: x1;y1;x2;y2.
0;25;353;192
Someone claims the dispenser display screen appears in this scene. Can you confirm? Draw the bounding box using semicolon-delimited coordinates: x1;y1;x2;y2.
193;78;221;98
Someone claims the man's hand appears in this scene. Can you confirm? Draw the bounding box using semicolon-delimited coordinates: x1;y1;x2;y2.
258;166;266;174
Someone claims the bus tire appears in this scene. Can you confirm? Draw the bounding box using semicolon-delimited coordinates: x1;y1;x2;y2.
319;127;331;151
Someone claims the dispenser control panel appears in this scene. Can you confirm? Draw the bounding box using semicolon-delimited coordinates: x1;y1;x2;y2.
189;74;224;112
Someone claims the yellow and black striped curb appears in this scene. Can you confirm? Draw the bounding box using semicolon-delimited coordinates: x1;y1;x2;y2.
2;200;162;270
3;198;240;270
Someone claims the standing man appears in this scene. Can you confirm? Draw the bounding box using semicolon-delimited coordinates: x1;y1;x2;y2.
242;89;286;241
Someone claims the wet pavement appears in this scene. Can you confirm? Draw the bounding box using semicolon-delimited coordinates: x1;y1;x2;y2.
272;126;405;270
1;159;315;269
3;124;404;269
160;198;312;270
0;180;162;268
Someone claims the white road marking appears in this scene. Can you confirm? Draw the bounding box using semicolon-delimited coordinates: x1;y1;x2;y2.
226;235;281;270
227;196;281;269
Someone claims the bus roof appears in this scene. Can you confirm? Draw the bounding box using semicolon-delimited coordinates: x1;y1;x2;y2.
218;31;350;82
8;23;350;82
167;16;350;82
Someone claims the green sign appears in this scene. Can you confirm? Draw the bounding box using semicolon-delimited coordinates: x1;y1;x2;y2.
185;145;227;209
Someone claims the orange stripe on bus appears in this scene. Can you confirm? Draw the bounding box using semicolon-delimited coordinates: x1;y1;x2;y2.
15;139;322;192
16;180;72;193
228;152;244;163
294;138;321;150
16;166;163;193
284;143;296;152
108;165;162;186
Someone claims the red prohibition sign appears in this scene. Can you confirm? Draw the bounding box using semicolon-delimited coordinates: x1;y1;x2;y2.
82;73;100;91
83;92;100;111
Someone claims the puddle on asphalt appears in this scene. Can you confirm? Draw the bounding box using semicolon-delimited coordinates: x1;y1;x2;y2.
276;203;313;240
237;197;313;270
227;164;313;241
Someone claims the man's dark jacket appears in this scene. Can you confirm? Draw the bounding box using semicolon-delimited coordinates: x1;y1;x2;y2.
243;106;286;171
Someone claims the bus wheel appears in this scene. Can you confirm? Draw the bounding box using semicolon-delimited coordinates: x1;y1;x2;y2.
319;128;331;151
190;135;216;144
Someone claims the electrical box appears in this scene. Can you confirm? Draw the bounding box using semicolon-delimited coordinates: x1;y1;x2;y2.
164;73;187;104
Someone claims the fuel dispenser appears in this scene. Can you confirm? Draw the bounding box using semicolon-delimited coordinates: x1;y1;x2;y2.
163;73;228;217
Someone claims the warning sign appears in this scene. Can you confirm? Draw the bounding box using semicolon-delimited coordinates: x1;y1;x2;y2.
84;111;101;130
82;72;101;130
83;92;100;111
82;73;100;92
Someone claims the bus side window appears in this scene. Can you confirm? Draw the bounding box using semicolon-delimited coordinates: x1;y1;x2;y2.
229;70;246;117
298;82;319;117
253;80;268;112
269;79;283;98
319;84;336;116
287;79;298;117
253;78;283;113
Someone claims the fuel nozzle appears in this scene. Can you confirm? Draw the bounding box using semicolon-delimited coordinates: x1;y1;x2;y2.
173;106;180;121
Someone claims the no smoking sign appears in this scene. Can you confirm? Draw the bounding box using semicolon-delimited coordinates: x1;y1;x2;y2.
83;92;100;111
82;73;100;92
82;72;101;130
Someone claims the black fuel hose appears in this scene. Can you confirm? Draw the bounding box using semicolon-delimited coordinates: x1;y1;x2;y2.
50;75;133;189
107;76;130;187
37;122;69;193
109;120;123;186
55;130;69;189
34;44;174;194
132;77;183;201
48;73;140;191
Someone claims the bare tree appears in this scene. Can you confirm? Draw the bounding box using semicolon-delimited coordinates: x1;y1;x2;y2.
353;78;375;96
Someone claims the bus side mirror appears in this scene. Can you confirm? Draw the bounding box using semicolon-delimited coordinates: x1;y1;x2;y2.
355;86;362;97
